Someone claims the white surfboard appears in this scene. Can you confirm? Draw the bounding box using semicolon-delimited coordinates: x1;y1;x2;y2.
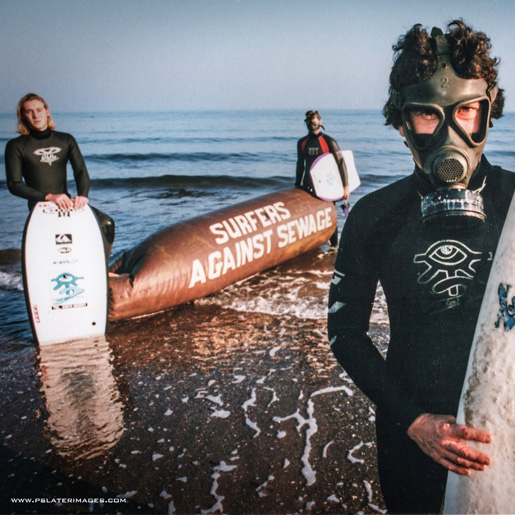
22;202;108;345
443;192;515;514
310;150;361;201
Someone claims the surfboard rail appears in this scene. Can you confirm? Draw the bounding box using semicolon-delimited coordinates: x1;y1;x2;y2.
443;192;515;513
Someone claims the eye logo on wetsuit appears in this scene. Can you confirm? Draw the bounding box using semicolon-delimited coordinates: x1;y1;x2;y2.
33;146;61;166
413;240;482;299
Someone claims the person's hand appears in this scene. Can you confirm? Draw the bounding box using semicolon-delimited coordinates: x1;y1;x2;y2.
73;196;89;210
407;413;491;475
343;185;350;200
45;193;73;211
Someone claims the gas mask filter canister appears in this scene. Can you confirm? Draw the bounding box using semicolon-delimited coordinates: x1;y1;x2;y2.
393;27;498;226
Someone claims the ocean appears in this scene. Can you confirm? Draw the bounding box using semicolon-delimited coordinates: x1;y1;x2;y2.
0;109;513;514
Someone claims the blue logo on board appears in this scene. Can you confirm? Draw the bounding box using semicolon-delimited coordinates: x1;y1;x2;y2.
52;272;84;305
495;283;515;331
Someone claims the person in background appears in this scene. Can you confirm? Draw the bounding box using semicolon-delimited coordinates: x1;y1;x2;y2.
328;20;514;514
4;93;115;259
296;110;348;246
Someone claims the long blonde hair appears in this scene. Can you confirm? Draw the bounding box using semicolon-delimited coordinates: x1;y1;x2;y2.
17;93;56;135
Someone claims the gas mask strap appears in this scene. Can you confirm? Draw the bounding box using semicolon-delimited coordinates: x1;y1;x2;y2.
431;27;450;57
473;176;487;194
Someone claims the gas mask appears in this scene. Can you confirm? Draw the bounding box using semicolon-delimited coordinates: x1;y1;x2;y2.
392;28;498;225
305;113;324;133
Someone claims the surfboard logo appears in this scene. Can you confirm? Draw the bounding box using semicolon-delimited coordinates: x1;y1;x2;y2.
495;283;515;331
33;146;61;166
414;239;482;306
52;272;84;305
55;234;72;245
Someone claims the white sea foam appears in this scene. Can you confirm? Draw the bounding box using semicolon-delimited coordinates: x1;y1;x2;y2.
364;480;373;501
347;441;373;464
205;395;223;405
211;409;231;419
256;475;274;497
322;440;334;458
269;343;284;357
242;388;257;412
198;275;389;325
311;385;353;398
273;400;318;485
245;418;260;437
0;271;23;291
369;503;387;514
201;460;237;514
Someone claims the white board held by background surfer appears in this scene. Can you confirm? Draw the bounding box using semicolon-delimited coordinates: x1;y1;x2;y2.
310;150;361;201
22;202;108;345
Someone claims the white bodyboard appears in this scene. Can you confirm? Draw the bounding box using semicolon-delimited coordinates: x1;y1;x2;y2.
310;150;361;201
22;202;108;345
443;192;515;514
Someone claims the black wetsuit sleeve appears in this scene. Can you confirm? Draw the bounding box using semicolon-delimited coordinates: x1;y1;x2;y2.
326;135;348;187
4;139;46;202
68;136;90;197
327;206;425;428
295;139;305;187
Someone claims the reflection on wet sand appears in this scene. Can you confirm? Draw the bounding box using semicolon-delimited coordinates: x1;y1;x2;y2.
37;337;125;461
100;305;388;514
1;303;388;514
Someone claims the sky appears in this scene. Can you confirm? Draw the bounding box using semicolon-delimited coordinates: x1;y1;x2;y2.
1;0;514;113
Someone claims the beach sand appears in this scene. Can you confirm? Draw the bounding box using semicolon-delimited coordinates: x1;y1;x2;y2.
0;298;388;514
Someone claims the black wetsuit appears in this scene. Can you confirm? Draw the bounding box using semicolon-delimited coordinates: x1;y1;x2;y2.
296;132;347;246
327;157;515;514
296;131;347;194
5;129;90;208
5;129;114;253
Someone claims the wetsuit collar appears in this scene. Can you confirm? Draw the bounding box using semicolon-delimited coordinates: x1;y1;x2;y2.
29;128;51;140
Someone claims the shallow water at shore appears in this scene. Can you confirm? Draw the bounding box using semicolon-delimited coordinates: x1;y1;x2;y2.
1;286;389;514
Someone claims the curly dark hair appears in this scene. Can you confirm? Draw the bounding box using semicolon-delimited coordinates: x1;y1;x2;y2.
383;20;504;129
304;110;320;121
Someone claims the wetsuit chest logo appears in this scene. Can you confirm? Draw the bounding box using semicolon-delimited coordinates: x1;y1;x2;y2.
33;146;61;166
413;239;482;301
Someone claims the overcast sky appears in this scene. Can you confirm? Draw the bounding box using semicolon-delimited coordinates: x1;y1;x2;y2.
1;0;514;112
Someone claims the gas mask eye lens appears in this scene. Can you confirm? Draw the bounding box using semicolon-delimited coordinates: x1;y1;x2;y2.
453;100;488;144
405;106;442;148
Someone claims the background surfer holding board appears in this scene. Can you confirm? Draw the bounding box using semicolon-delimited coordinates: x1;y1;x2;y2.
328;21;514;514
296;110;349;246
4;93;115;258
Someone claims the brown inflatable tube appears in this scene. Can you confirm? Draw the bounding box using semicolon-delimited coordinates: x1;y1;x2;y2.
109;188;336;321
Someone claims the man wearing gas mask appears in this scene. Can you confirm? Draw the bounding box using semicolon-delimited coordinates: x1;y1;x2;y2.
328;20;515;513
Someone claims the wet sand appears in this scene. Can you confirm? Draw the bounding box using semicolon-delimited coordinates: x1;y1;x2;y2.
0;302;388;514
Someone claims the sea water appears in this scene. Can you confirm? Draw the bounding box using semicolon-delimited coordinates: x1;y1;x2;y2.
0;109;514;513
0;109;513;346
